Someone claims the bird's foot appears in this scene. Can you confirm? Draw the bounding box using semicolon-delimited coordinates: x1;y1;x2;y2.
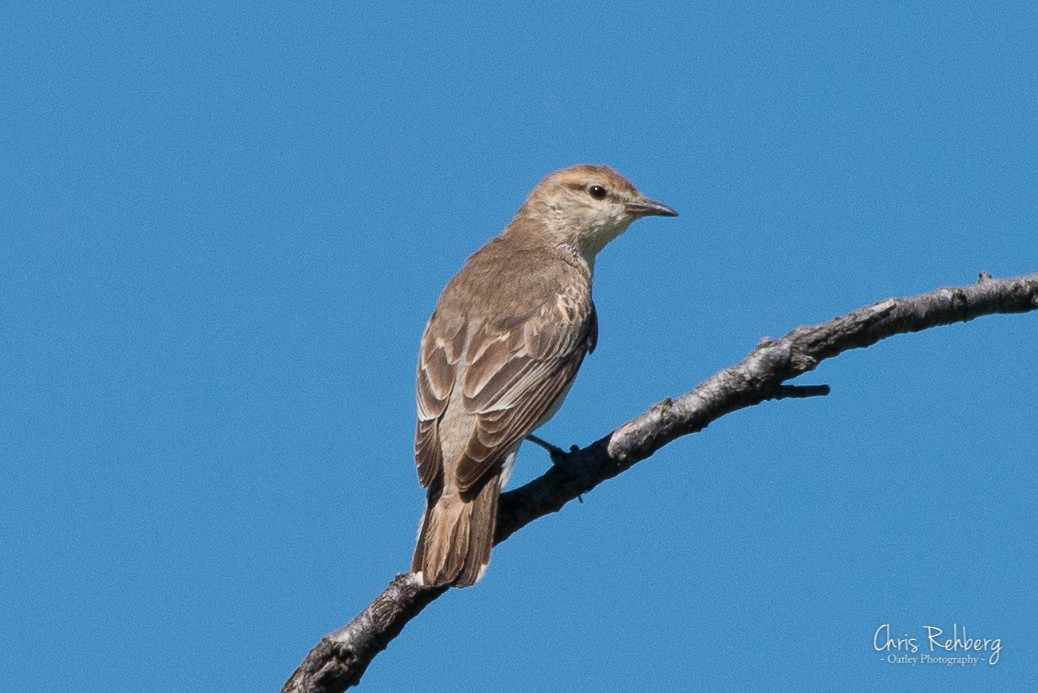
526;434;574;464
525;434;584;503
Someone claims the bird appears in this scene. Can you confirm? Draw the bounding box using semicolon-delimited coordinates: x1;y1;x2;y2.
411;164;678;587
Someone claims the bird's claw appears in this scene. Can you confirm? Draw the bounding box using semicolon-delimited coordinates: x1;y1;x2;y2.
526;434;565;460
525;435;584;503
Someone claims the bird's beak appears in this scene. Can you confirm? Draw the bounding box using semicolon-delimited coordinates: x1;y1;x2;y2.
626;197;679;218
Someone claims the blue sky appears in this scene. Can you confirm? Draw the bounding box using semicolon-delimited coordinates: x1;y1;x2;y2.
2;3;1036;691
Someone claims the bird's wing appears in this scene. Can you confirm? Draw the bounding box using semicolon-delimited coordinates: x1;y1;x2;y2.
414;312;466;488
453;287;597;495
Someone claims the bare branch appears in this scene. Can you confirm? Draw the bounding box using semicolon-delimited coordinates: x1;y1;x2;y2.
283;271;1038;693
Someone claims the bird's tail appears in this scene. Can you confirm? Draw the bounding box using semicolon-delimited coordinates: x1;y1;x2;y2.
411;475;500;588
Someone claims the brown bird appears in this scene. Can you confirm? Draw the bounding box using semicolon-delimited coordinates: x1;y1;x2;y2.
411;165;678;587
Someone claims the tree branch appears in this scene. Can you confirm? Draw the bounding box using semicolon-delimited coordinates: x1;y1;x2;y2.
283;271;1038;693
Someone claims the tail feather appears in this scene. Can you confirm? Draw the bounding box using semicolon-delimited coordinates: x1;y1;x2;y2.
412;474;500;588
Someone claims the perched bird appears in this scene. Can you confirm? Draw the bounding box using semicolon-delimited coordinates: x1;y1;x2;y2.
411;165;678;587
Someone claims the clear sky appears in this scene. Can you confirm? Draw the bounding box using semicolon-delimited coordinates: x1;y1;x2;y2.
2;3;1036;692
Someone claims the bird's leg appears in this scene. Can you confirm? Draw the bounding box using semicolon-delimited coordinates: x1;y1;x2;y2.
525;434;569;464
525;434;584;503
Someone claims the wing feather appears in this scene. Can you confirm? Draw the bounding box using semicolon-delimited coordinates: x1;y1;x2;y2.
414;314;466;487
453;291;597;494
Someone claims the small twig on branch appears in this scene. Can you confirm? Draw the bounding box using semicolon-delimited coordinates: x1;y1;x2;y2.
283;271;1038;693
770;383;831;400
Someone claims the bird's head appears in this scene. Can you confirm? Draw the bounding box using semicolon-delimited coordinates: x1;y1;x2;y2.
517;164;678;265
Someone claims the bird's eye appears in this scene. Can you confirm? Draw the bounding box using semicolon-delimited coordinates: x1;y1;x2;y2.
588;185;607;200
